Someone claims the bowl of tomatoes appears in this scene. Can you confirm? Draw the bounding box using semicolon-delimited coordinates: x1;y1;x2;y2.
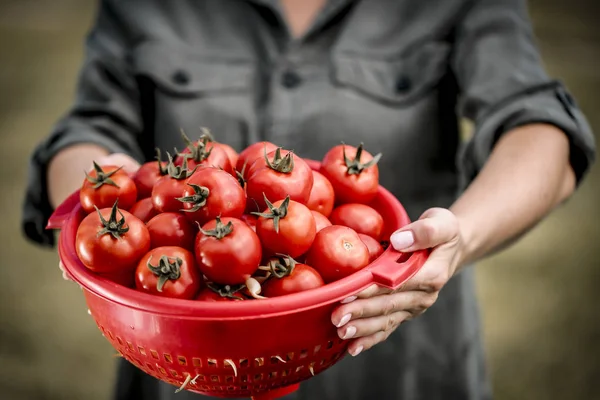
49;130;428;400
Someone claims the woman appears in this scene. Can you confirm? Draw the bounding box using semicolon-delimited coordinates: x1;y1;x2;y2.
23;0;595;399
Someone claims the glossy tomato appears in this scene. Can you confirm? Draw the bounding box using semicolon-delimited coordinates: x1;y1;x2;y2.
195;217;262;285
133;151;168;199
213;142;239;169
261;255;324;297
358;233;385;262
80;162;137;213
306;170;335;217
311;210;332;233
245;149;314;212
254;196;316;258
320;143;381;204
305;225;370;283
135;246;202;299
196;284;245;301
129;197;159;223
240;214;258;231
146;212;196;250
177;130;233;173
178;167;246;225
76;201;150;273
151;155;198;213
329;203;384;240
236;141;278;177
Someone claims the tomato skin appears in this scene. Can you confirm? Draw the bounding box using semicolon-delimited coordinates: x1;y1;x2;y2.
245;151;314;213
133;160;168;199
178;142;233;174
151;175;189;213
240;214;258;231
213;142;239;169
196;288;237;301
76;208;150;273
262;264;325;297
320;144;380;205
236;141;278;177
358;233;385;262
98;269;135;288
305;225;370;283
311;210;332;233
129;198;159;223
195;218;262;285
306;170;335;217
255;199;316;259
179;167;246;225
329;203;384;240
135;246;202;299
146;212;196;251
80;165;137;213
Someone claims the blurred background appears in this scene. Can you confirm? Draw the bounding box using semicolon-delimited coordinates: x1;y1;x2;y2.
0;0;598;399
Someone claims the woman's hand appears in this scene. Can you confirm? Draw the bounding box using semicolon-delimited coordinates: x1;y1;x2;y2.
331;207;463;356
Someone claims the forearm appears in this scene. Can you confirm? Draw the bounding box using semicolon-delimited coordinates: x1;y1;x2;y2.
450;123;576;268
47;144;109;208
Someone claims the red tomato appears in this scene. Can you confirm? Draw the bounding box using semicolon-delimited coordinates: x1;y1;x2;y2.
80;163;137;213
195;217;262;285
146;212;196;250
177;131;233;174
311;210;332;233
358;233;385;262
97;269;135;288
261;255;325;297
255;196;316;259
129;198;159;223
76;202;150;273
329;203;384;240
178;167;246;225
305;225;370;283
213;142;239;169
245;149;314;212
133;152;168;199
236;141;278;177
151;155;198;213
135;246;202;299
240;214;258;231
196;284;245;301
306;170;335;217
320;143;381;204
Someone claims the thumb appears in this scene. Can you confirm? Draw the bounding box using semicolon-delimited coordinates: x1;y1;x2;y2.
390;208;459;252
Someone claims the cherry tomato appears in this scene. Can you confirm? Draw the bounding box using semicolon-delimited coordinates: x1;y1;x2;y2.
236;141;278;177
255;196;316;259
135;246;202;299
320;143;381;205
146;212;196;251
358;233;385;262
240;214;258;231
196;284;245;301
76;201;150;273
80;162;137;213
195;217;262;285
129;198;159;223
213;142;239;169
305;225;370;283
306;170;335;217
311;210;332;233
176;130;233;174
246;149;314;212
133;150;168;199
261;255;325;297
329;203;384;240
178;167;246;225
151;155;198;213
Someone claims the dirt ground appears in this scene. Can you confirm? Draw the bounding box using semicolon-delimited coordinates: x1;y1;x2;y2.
0;1;598;399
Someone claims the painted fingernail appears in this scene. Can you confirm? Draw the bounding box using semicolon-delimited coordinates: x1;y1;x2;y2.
391;230;414;250
341;296;357;304
342;326;356;340
336;313;352;327
350;346;363;357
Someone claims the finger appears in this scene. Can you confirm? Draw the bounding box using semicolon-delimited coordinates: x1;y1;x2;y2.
399;248;453;292
354;283;391;300
59;261;71;281
390;207;459;252
93;153;141;175
337;310;410;341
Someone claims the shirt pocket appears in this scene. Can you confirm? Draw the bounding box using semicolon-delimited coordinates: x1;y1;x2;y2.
331;40;451;107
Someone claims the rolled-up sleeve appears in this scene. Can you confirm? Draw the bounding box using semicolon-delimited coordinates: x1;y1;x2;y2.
22;0;144;246
453;0;596;189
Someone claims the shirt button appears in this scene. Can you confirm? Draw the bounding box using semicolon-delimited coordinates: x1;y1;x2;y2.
172;70;190;85
395;76;411;93
281;70;302;89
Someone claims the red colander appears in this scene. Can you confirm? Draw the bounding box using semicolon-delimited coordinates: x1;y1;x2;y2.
47;160;428;400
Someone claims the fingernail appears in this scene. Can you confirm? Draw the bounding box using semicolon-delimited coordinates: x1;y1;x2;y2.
391;230;414;250
342;326;356;339
350;345;363;357
341;296;357;304
336;313;352;327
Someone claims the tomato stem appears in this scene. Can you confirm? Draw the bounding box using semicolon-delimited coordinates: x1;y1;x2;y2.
146;254;183;292
264;254;297;278
251;194;290;233
264;147;295;174
154;148;168;176
198;216;234;240
180;128;214;163
165;151;198;180
177;184;211;212
85;161;122;189
342;142;382;175
95;200;129;239
206;282;245;300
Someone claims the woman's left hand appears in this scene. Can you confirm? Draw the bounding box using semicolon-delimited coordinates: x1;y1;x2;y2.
331;207;463;357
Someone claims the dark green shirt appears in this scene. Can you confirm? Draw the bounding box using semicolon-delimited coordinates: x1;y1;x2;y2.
23;0;595;399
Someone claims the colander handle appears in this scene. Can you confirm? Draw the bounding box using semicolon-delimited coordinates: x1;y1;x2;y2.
370;249;430;290
46;190;80;230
